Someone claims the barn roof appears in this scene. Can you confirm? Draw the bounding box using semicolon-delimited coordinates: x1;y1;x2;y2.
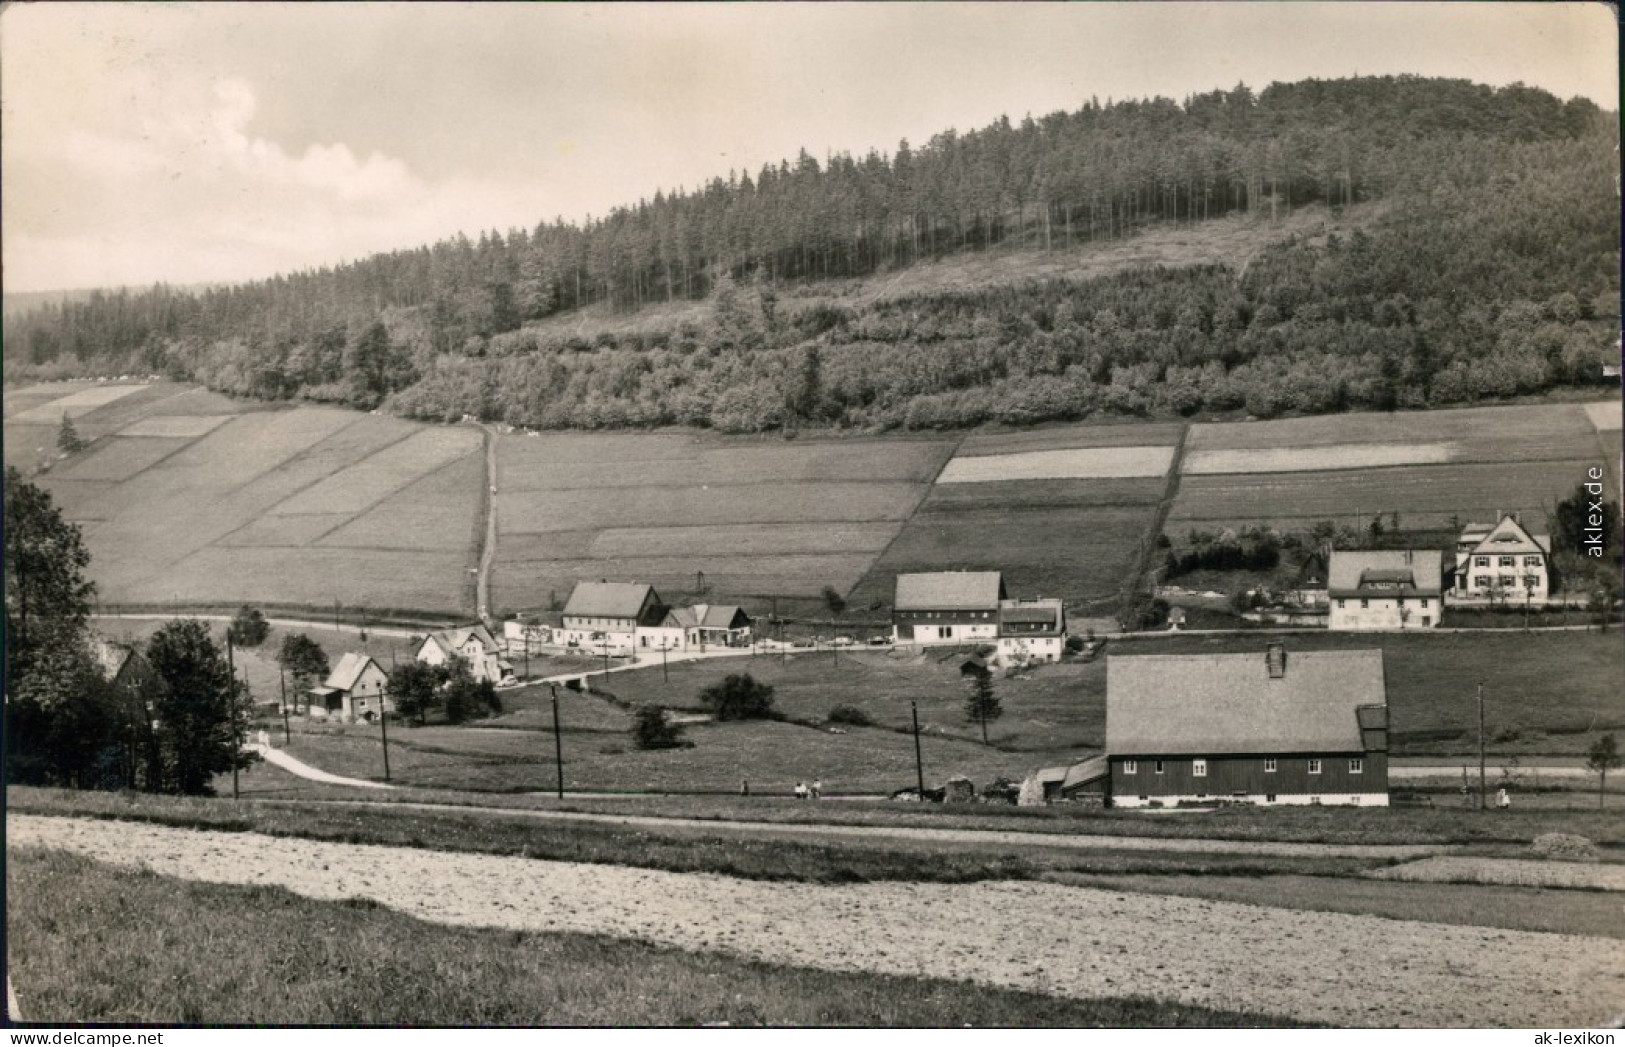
894;571;1005;611
1327;550;1442;597
1106;648;1385;756
90;638;135;682
1061;755;1110;790
564;582;659;620
324;652;381;693
665;603;750;629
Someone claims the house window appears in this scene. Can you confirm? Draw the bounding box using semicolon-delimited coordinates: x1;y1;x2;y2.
1421;616;1430;627
1192;759;1207;778
1525;576;1539;589
939;626;952;640
1351;795;1361;805
1475;576;1491;588
1266;794;1277;803
1420;598;1429;608
1307;759;1322;775
1337;599;1346;609
1349;759;1363;774
1499;556;1516;568
1123;760;1137;775
1498;575;1514;587
1474;556;1489;567
1264;758;1277;773
1524;556;1542;567
1360;599;1369;609
1154;760;1165;775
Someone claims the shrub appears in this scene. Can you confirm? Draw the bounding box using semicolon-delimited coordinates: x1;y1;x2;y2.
631;705;689;750
227;606;270;647
1530;833;1599;862
826;704;873;727
697;673;776;721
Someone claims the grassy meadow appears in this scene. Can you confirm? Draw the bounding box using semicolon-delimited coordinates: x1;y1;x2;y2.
4;846;1306;1027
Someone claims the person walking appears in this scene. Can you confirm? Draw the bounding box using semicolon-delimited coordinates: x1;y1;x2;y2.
811;778;823;799
794;781;808;800
740;778;750;797
1496;787;1511;810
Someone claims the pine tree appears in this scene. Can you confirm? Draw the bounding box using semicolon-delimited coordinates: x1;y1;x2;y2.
965;667;1002;743
57;414;84;454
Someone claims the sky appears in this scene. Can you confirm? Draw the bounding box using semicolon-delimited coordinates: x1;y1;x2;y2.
1;2;1617;294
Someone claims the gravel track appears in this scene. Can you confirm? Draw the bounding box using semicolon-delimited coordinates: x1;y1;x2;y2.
11;815;1625;1028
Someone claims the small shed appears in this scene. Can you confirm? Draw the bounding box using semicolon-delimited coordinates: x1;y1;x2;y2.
943;776;977;803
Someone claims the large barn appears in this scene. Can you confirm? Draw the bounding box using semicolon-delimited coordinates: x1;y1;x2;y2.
1105;643;1390;807
891;571;1007;646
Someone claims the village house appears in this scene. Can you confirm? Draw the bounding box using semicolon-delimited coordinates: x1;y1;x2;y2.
1327;549;1443;630
996;598;1066;663
1449;513;1552;605
1105;643;1390;807
1285;548;1330;607
91;638;157;706
638;603;753;652
309;652;393;723
891;571;1007;646
561;581;667;653
416;624;514;684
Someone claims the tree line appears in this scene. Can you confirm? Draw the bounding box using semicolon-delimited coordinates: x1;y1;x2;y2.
4;76;1617;432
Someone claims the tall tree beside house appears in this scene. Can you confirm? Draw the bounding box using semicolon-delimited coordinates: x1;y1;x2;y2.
964;667;1002;744
1586;734;1620;809
2;467;122;787
387;661;445;726
56;414;83;454
442;655;500;724
144;619;257;796
277;633;331;693
821;585;847;621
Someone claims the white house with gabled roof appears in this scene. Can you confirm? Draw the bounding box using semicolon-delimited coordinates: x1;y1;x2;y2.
417;624;513;684
1327;550;1444;630
309;653;392;723
1450;513;1552;605
561;581;667;653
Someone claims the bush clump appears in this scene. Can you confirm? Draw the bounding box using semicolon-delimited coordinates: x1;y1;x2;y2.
826;704;874;727
1530;832;1600;862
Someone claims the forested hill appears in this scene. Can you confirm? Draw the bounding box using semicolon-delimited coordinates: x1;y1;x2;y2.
6;75;1619;431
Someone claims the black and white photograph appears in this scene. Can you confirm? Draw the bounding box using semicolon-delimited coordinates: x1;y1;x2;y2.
3;0;1622;1032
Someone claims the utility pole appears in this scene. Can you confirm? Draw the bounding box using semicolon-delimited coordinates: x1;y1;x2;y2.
1477;681;1486;811
551;685;565;800
601;634;610;675
911;700;925;798
379;690;391;782
661;642;669;683
227;632;239;802
279;667;291;746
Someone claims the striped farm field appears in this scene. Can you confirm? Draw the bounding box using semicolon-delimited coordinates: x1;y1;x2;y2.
1187;401;1610;453
955;420;1185;455
1184;444;1452;475
495;553;880;604
938;445;1175;483
5;382;485;615
1167;460;1598;531
496;482;927;535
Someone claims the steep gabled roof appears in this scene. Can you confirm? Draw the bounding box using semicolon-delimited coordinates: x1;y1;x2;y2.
1327;550;1443;597
894;571;1005;611
1061;755;1110;790
324;652;382;693
1465;514;1550;557
1106;649;1386;756
90;638;135;682
664;603;750;630
998;598;1064;634
564;581;660;620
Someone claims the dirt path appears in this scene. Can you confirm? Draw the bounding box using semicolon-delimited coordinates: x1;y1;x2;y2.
273;797;1447;860
11;815;1622;1028
474;422;498;618
251;745;396;790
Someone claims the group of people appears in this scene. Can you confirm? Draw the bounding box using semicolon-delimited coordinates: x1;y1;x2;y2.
794;779;823;800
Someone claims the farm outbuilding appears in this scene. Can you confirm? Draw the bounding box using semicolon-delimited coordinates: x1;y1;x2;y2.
1105;643;1390;808
1327;550;1443;630
640;603;753;652
892;571;1006;646
1019;756;1109;805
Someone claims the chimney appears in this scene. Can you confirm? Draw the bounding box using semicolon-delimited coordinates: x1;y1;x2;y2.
1404;549;1413;565
1266;641;1286;679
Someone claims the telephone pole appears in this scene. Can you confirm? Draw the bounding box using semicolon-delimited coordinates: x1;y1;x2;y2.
1477;681;1486;811
227;632;239;801
379;691;391;782
551;685;564;800
911;700;925;798
279;667;291;745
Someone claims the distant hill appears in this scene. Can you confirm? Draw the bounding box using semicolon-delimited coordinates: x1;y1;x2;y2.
3;75;1618;430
